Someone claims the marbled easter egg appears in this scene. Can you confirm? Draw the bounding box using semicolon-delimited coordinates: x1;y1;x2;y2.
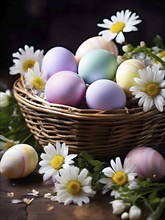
0;144;38;179
127;147;165;180
116;59;145;94
41;46;78;79
75;36;118;62
78;49;118;84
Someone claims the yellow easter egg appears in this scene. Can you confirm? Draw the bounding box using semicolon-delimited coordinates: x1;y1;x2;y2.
116;59;145;94
0;144;38;179
75;36;118;62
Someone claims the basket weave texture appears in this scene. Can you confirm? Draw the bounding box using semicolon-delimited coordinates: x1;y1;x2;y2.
13;77;165;159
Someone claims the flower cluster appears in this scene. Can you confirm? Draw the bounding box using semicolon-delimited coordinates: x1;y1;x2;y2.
38;142;165;220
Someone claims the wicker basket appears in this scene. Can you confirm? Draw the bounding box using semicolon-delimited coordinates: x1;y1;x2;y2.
13;76;165;160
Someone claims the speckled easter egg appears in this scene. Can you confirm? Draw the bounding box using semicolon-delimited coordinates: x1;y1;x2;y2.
78;49;118;84
45;70;86;106
75;36;118;62
41;47;77;79
0;144;38;179
127;147;165;180
86;79;126;110
116;59;145;94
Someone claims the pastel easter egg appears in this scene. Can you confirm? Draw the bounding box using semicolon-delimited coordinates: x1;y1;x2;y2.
41;46;78;79
116;59;145;94
78;49;118;84
75;36;118;62
86;79;126;110
45;70;86;106
127;147;165;180
0;144;38;179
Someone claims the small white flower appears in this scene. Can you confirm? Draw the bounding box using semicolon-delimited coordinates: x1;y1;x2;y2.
0;90;11;107
110;199;126;214
121;212;129;220
99;157;137;198
54;165;96;206
130;66;165;112
97;9;141;44
0;135;19;153
24;62;47;91
27;189;39;196
38;142;77;182
9;45;44;75
129;205;142;220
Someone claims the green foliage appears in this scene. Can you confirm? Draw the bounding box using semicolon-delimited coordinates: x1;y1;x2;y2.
0;90;41;152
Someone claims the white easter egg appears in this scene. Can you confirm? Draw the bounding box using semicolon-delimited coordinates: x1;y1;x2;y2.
127;147;165;180
0;144;38;179
75;36;118;62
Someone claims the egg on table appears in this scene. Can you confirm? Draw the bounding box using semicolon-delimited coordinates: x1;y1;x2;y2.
78;49;118;84
41;46;78;79
45;70;86;106
126;147;165;180
116;59;145;94
0;144;38;179
86;79;126;110
75;36;118;62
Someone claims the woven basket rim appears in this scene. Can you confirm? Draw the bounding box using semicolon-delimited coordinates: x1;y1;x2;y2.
13;76;164;120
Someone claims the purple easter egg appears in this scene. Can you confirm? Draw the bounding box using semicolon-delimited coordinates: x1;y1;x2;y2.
41;47;77;79
86;79;126;110
45;71;86;106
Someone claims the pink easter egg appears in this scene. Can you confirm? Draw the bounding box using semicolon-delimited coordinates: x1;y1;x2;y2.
127;147;165;180
45;70;86;106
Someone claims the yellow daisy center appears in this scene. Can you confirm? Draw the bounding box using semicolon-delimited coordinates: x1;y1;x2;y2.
23;60;35;72
158;50;165;58
145;83;160;97
111;21;125;33
67;180;82;195
4;142;14;150
32;76;45;90
50;155;64;170
112;171;128;186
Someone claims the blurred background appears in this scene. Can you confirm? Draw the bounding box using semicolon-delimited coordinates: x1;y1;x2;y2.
1;0;165;89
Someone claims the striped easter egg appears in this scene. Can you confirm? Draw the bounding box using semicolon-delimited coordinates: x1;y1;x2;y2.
127;147;165;180
0;144;38;179
116;59;145;94
75;36;118;62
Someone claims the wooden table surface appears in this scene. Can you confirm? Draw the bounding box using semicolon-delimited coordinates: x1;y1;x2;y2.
0;167;121;220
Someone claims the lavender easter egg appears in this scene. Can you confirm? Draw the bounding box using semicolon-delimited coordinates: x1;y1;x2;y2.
0;144;38;179
116;59;145;94
127;147;165;180
86;79;126;110
41;47;77;79
78;49;118;84
75;36;118;62
45;71;86;106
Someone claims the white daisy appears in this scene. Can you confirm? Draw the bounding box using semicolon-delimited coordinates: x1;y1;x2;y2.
9;45;44;75
0;135;19;155
54;165;96;206
99;157;137;198
38;142;77;182
97;9;141;44
0;90;11;108
24;62;47;91
130;66;165;112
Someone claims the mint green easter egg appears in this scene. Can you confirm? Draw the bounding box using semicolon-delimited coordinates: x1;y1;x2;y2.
78;49;118;84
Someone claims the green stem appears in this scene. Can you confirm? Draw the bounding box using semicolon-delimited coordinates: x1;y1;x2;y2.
146;48;165;67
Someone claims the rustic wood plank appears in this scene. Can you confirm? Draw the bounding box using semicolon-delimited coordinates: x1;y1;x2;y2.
0;169;120;220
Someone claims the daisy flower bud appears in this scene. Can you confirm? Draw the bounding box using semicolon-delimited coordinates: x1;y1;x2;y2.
129;205;142;220
110;200;126;214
